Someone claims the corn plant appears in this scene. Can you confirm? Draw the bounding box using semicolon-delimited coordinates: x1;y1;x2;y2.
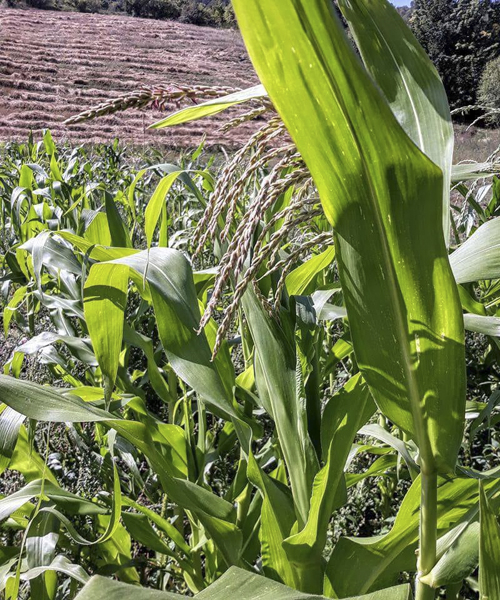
2;1;500;600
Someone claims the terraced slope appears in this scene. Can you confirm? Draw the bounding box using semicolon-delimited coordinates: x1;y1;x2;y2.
0;8;258;146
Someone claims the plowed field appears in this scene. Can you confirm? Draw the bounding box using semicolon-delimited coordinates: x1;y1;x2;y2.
0;8;258;146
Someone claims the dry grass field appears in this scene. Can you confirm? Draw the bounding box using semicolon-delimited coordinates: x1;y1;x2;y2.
0;7;258;147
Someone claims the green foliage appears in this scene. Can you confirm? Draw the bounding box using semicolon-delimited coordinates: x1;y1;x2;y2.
409;0;500;109
3;1;500;599
478;55;500;126
124;0;181;20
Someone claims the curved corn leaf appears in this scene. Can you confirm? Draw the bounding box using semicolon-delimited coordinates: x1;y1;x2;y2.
108;249;245;427
420;522;479;588
75;567;412;599
338;0;453;241
242;289;317;526
20;555;89;585
282;375;375;593
463;314;500;337
246;453;299;589
450;217;500;283
0;406;25;475
285;247;335;297
451;162;500;182
150;85;267;129
358;424;419;477
480;481;500;599
0;375;113;422
84;263;129;394
324;475;498;596
145;171;183;248
233;0;465;473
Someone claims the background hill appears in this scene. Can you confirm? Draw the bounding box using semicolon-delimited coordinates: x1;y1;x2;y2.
0;7;257;146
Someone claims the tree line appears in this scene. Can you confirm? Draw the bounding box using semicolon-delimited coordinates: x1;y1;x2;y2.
5;0;236;28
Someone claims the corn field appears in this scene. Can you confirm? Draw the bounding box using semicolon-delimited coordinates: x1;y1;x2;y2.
2;1;500;599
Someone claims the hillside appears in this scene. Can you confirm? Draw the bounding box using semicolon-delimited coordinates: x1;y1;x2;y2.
0;8;258;146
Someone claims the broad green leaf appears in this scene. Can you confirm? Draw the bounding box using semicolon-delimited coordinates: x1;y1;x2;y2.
85;212;112;246
338;0;453;241
451;162;500;182
0;375;113;422
84;263;129;393
233;0;465;474
242;289;318;526
285;247;335;296
480;481;500;599
324;476;497;596
57;231;138;261
450;217;500;283
76;576;179;599
75;567;412;599
0;406;25;475
20;555;89;585
150;85;267;129
282;375;375;593
246;454;299;589
197;568;412;600
145;172;182;248
8;426;58;485
420;522;479;588
109;249;241;423
464;314;500;337
105;194;133;249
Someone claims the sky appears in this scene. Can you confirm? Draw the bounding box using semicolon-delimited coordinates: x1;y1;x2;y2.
392;0;410;5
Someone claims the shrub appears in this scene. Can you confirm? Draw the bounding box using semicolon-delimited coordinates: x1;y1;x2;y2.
478;56;500;126
179;0;210;25
124;0;181;19
72;0;103;11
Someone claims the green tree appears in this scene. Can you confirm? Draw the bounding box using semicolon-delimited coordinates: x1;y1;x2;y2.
478;55;500;125
410;0;500;109
124;0;181;19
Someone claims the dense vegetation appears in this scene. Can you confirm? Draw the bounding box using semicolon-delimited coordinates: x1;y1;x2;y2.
409;0;500;109
4;0;236;27
2;1;500;600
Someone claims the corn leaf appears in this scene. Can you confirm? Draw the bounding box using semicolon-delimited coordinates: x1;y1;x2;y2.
84;263;129;393
233;0;465;474
109;249;243;425
479;481;500;599
246;454;299;589
450;217;500;283
285;247;335;297
463;314;500;337
0;406;25;475
145;172;182;248
338;0;453;240
420;522;479;588
282;374;375;593
75;567;412;599
451;162;500;182
150;85;267;129
324;476;498;596
242;289;318;526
